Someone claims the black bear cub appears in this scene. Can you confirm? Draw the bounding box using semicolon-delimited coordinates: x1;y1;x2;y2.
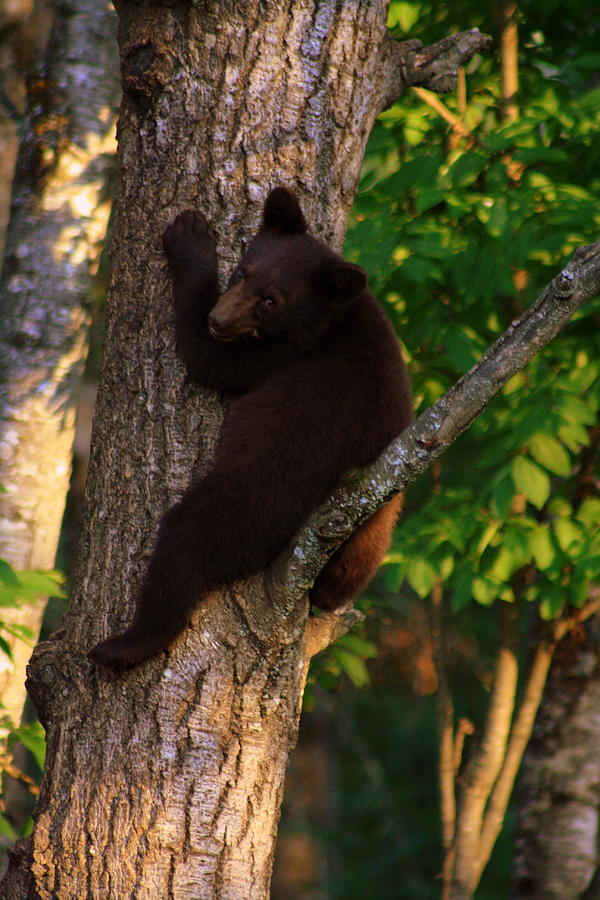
90;188;412;668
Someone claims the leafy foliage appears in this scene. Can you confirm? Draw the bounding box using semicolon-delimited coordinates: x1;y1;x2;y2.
0;558;65;662
305;2;599;897
345;0;600;629
0;547;62;840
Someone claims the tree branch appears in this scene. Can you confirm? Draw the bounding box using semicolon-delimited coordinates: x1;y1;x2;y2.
431;579;456;900
271;239;600;613
412;86;473;139
379;29;493;111
453;604;519;894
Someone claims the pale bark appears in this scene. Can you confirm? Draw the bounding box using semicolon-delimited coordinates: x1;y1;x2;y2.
0;0;119;748
511;618;600;900
0;4;491;897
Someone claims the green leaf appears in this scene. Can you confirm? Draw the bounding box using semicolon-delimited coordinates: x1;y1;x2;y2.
581;556;600;579
450;567;473;612
528;434;571;477
415;188;447;214
1;623;34;642
15;721;46;770
530;526;556;571
511;456;551;509
540;584;567;621
387;1;421;32
334;648;370;688
558;421;591;452
406;557;437;598
472;576;500;606
0;813;16;839
488;546;519;582
339;634;378;659
490;470;515;520
552;519;585;556
0;634;13;661
577;499;600;528
447;151;488;188
16;571;66;598
0;560;19;588
558;397;596;426
381;564;405;591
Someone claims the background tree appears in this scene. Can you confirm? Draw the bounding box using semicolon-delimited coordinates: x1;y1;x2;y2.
0;0;118;837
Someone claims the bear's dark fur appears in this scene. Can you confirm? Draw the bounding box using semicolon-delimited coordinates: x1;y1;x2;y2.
89;188;412;667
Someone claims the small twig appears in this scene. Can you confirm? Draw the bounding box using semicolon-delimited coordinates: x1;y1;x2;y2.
0;758;39;797
0;85;22;124
413;86;472;139
430;579;456;900
453;718;475;774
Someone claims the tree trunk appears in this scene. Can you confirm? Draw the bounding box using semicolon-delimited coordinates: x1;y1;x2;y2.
511;619;600;900
0;3;493;897
0;0;118;749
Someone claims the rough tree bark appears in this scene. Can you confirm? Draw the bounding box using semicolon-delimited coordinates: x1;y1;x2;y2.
0;0;118;759
0;4;492;898
510;618;600;900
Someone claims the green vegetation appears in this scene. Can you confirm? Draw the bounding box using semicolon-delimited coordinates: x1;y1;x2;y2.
305;1;600;897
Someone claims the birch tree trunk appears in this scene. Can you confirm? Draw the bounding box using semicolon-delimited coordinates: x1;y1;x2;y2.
0;4;490;897
511;619;600;900
0;0;118;746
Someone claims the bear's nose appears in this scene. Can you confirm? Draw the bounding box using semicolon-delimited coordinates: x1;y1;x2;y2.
208;313;236;341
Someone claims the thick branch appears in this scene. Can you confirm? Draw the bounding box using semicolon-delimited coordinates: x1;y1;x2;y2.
275;239;600;609
379;29;493;111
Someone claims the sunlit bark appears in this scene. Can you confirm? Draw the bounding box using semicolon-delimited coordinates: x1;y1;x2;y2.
0;0;119;778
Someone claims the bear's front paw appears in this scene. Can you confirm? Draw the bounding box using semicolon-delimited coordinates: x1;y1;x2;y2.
163;209;217;273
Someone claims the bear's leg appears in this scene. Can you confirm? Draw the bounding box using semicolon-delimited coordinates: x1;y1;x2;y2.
309;494;403;612
163;209;222;385
88;463;280;668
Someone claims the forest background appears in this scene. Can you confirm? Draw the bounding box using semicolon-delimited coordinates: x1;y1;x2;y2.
0;0;598;898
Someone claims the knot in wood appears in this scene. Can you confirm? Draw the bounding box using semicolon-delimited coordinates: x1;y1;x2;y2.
555;268;575;300
316;509;353;541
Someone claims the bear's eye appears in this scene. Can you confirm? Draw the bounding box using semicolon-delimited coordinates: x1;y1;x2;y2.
261;295;276;309
235;267;245;281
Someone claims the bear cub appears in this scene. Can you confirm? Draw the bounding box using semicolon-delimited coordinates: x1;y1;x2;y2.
90;187;412;668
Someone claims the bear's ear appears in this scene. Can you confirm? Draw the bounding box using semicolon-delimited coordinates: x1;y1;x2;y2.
321;261;367;306
262;187;308;234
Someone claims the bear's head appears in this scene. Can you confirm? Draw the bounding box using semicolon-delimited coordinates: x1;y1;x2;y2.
207;188;367;346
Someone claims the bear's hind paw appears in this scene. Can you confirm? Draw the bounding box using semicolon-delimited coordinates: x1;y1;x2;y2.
89;629;168;669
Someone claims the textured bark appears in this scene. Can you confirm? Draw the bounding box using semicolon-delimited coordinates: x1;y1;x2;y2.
0;4;493;899
511;620;600;900
0;0;119;743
